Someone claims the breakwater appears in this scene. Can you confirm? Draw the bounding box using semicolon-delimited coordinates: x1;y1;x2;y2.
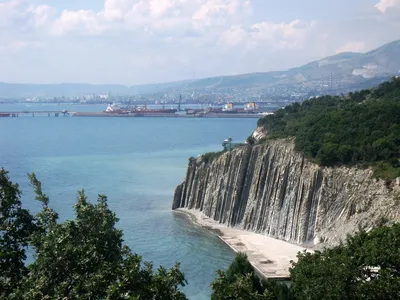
172;137;400;246
0;111;262;118
72;112;262;118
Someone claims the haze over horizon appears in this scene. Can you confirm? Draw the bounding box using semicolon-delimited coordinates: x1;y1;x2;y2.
1;0;400;86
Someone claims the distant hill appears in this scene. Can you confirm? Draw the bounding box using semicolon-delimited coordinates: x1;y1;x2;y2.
0;80;190;99
185;40;400;91
1;40;399;98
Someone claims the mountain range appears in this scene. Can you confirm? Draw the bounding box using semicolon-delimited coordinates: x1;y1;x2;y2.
183;40;400;91
1;40;399;99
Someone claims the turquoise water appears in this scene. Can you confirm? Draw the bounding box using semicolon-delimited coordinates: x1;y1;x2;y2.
0;104;258;299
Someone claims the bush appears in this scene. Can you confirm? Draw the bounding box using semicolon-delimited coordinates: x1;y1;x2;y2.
290;224;400;300
0;169;187;299
211;253;292;300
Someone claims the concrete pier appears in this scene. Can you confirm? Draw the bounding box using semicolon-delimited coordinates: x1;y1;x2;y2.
1;111;263;119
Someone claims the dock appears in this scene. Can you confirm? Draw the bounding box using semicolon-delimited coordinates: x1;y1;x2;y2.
0;110;71;117
0;111;264;119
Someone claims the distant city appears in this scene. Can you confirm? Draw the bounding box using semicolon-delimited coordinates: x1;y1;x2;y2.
0;75;391;112
1;40;399;110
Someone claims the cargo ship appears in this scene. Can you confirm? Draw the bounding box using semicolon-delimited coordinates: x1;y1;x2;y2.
104;103;131;114
219;102;260;114
0;113;10;117
222;102;236;113
243;102;259;113
134;104;177;115
105;103;177;115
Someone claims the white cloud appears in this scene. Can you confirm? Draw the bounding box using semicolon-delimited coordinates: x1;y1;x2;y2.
0;0;311;44
336;41;366;53
375;0;400;13
27;4;55;28
104;0;134;21
248;20;316;50
219;25;247;46
218;20;317;51
51;9;108;36
0;0;37;29
0;0;399;84
148;0;176;17
192;0;240;24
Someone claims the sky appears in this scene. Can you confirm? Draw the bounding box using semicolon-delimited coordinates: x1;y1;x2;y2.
0;0;399;85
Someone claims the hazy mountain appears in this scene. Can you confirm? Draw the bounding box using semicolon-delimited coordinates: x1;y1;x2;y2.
184;40;400;91
0;81;190;99
1;40;399;98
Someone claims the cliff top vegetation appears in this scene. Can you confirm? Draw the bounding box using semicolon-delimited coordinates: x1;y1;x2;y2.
257;77;400;179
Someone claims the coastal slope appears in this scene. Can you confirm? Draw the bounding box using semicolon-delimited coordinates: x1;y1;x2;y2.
172;137;400;246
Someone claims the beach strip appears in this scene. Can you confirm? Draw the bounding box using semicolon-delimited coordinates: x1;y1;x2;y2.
174;208;310;279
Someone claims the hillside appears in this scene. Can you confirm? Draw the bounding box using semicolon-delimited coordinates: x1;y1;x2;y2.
255;77;400;179
186;40;400;91
0;80;190;98
0;40;399;98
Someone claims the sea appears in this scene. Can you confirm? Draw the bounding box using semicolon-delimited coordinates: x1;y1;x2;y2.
0;103;258;299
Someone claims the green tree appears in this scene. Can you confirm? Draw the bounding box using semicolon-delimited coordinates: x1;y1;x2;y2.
257;77;400;179
290;224;400;300
0;170;187;299
211;253;291;300
0;169;37;297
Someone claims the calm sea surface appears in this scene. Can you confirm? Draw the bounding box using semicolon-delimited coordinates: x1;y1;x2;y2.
0;103;258;299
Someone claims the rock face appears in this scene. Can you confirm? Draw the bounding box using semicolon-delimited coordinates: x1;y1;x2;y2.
172;137;400;246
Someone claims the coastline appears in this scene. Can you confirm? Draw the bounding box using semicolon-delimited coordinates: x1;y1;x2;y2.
174;208;311;279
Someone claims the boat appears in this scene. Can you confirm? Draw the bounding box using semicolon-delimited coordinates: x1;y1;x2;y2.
258;112;275;116
185;108;204;115
0;113;10;117
104;103;133;114
222;102;235;112
134;104;177;114
243;102;259;113
105;103;121;113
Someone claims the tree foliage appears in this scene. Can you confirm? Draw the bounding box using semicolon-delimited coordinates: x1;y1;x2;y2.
211;253;292;300
214;224;400;300
3;168;400;299
257;78;400;179
0;169;187;299
0;169;36;297
290;224;400;300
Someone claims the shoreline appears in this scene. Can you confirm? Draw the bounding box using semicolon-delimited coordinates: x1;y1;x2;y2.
173;208;311;279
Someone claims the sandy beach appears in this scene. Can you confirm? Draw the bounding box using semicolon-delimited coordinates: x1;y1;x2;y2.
174;208;311;279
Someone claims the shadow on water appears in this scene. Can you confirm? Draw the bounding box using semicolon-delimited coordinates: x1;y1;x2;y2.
170;213;235;300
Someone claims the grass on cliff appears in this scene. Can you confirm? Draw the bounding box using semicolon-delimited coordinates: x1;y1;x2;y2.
202;151;225;164
257;77;400;180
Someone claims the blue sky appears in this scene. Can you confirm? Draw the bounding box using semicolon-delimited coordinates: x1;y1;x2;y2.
0;0;399;85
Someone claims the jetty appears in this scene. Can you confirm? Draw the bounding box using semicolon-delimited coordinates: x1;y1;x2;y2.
0;110;71;117
0;110;265;119
0;101;276;119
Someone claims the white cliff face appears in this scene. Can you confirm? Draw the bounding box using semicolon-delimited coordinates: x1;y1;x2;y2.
251;126;267;142
172;138;400;246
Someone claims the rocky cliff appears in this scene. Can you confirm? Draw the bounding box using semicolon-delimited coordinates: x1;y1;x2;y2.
172;136;400;246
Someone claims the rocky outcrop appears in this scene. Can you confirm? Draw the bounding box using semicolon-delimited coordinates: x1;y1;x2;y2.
173;136;400;246
251;126;267;142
